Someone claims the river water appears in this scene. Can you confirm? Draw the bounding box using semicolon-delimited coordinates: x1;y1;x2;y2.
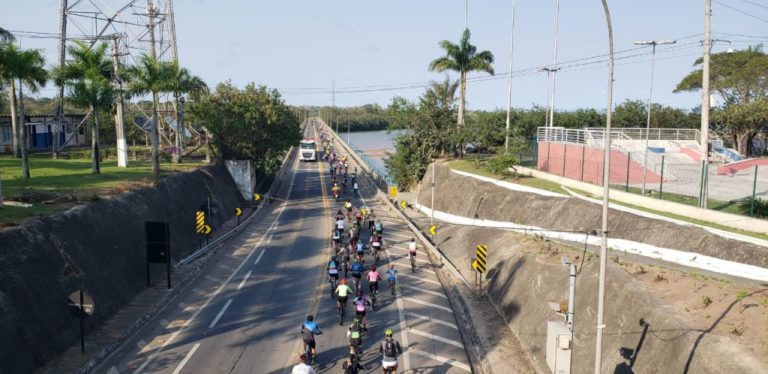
341;129;405;178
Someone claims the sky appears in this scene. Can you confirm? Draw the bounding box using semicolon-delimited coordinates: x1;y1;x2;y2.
2;0;767;112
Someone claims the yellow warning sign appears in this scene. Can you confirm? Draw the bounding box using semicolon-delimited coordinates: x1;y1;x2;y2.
196;211;205;234
235;207;242;216
389;186;397;199
429;225;437;236
400;200;407;209
474;244;488;273
203;224;212;235
254;193;262;201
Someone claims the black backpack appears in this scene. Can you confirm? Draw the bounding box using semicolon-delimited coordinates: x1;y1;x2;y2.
383;340;396;357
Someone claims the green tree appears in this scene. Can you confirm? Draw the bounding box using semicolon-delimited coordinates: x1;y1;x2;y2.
613;99;648;128
0;27;13;44
125;54;175;179
429;29;494;127
6;47;47;179
385;96;417;130
188;82;301;175
54;41;114;174
675;47;768;156
166;61;207;163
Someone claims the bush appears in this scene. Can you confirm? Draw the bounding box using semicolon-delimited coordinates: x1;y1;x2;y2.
484;153;518;175
738;197;768;217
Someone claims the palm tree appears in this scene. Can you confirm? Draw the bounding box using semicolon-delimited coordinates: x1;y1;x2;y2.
429;29;495;126
10;48;47;179
167;61;207;163
125;54;174;179
54;41;114;174
0;43;20;158
0;28;14;44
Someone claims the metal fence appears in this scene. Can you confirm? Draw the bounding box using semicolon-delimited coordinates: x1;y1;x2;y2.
535;127;768;218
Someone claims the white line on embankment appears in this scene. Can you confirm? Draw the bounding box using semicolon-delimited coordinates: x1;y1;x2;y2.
408;328;465;348
132;157;299;374
410;348;472;372
208;299;233;329
237;270;252;290
266;234;273;244
171;343;200;374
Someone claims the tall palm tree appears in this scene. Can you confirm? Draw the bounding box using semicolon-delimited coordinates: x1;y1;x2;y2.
0;27;14;44
11;48;47;179
167;61;207;163
429;29;495;126
125;54;174;179
0;43;20;158
54;41;114;174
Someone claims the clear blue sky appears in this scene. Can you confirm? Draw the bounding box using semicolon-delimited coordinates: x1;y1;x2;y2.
2;0;767;111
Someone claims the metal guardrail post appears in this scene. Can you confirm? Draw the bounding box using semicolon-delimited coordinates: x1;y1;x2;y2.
659;155;665;198
751;165;759;216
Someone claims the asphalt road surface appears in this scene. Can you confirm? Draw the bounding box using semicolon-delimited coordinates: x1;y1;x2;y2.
96;125;471;373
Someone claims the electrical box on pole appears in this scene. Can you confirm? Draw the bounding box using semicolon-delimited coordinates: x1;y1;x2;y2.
546;320;572;374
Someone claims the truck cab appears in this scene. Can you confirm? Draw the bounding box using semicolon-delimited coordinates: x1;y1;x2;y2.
299;139;317;161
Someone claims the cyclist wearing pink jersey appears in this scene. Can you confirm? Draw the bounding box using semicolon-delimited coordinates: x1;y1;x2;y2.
367;266;382;295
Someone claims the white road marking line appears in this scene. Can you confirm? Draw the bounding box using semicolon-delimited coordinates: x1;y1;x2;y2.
159;319;170;328
398;272;440;285
399;284;448;299
237;270;252;290
253;249;266;266
171;343;200;374
266;234;273;244
406;312;458;330
209;298;233;329
132;159;299;374
404;297;452;312
107;366;120;374
395;262;436;275
272;221;280;231
386;232;412;239
205;275;223;283
410;348;472;373
408;327;464;348
191;288;206;296
136;339;147;350
177;302;186;309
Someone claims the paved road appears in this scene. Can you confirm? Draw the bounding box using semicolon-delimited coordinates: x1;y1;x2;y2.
96;124;471;373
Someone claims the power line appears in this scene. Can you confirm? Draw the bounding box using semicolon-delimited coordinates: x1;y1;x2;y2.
714;0;768;24
738;0;768;11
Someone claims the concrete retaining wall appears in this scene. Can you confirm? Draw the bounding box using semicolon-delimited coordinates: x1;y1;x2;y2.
0;165;243;373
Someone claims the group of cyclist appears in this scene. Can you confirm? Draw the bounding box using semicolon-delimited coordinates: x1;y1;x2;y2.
296;134;405;374
328;151;360;200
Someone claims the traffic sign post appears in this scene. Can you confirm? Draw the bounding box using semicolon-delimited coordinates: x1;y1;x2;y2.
235;207;242;225
389;186;398;199
195;210;205;234
429;224;437;243
473;244;489;293
400;200;407;209
68;290;95;354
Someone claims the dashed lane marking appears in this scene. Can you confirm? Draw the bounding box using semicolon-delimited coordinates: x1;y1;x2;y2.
253;249;266;266
404;297;452;312
266;234;273;244
410;348;472;373
399;284;448;299
171;343;200;374
208;298;233;329
406;312;459;330
237;270;252;290
408;327;464;348
398;272;441;285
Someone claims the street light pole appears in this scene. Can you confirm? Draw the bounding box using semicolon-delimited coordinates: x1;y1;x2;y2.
504;0;517;154
595;0;614;373
634;40;676;195
547;0;561;128
700;0;712;209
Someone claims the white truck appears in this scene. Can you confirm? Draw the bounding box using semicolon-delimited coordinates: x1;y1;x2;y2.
299;139;317;161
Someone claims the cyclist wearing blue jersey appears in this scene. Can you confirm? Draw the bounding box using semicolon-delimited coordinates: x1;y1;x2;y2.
301;315;322;359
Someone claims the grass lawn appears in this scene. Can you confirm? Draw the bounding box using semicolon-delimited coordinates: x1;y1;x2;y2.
613;185;743;215
445;158;768;241
0;155;205;226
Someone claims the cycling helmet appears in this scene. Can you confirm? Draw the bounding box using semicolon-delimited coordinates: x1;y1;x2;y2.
371;266;376;271
307;315;314;322
384;328;393;336
341;278;347;285
389;264;395;269
330;256;336;261
354;316;361;323
356;289;363;297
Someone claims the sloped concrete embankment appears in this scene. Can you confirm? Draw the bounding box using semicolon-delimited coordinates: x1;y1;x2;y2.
435;224;764;373
0;165;243;373
419;163;768;270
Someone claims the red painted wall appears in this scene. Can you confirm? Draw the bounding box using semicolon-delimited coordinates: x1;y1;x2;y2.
537;142;662;185
716;158;768;175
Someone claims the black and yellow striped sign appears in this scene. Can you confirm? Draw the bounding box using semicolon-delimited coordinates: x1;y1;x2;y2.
196;211;206;234
473;244;488;273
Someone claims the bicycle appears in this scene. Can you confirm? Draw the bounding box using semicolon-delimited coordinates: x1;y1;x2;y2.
338;299;347;325
389;277;396;295
409;252;416;272
329;275;338;299
370;285;378;310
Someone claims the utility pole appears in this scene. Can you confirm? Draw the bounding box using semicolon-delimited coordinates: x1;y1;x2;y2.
504;0;517;154
595;1;615;373
147;0;160;174
332;81;337;134
167;0;179;62
464;0;468;29
431;162;435;228
55;0;68;160
547;0;561;128
111;36;128;167
700;0;712;209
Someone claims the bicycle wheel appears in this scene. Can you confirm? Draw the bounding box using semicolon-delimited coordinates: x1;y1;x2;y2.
390;280;395;295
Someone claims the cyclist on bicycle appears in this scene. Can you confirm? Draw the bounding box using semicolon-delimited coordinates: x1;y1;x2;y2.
354;209;363;227
301;315;322;360
379;329;403;373
386;265;398;291
374;220;384;236
352;290;371;328
347;316;365;354
292;353;317;374
332;184;341;200
335;279;354;313
335;209;345;221
342;352;365;374
327;256;339;284
367;266;382;296
370;235;382;258
367;210;377;231
353;181;359;197
350;260;364;288
344;199;353;218
332;230;342;250
355;241;366;262
360;206;368;219
408;238;417;258
335;217;346;236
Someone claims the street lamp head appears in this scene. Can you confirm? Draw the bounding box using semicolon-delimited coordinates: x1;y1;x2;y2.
633;39;676;46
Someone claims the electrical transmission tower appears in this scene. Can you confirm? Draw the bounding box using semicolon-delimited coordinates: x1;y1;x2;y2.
55;0;180;163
